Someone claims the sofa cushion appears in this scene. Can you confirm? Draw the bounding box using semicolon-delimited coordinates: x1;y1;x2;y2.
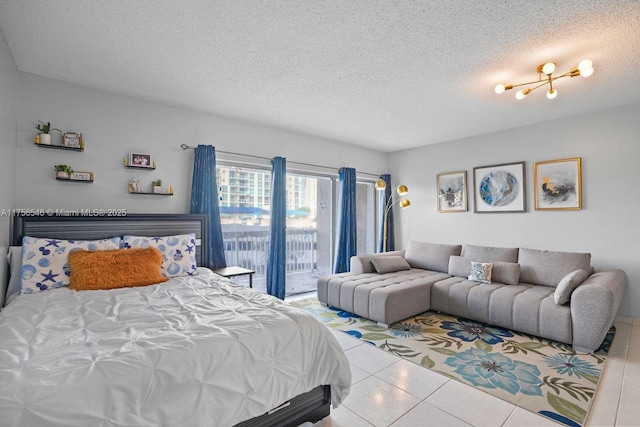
448;256;520;285
518;247;591;287
554;269;589;305
371;256;411;274
404;240;461;273
468;262;493;283
350;250;406;273
461;244;518;263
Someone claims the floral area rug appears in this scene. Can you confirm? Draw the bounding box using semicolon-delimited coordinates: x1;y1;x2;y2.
290;298;615;427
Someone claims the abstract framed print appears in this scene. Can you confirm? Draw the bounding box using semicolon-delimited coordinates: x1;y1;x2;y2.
437;170;467;212
473;161;526;213
534;157;582;210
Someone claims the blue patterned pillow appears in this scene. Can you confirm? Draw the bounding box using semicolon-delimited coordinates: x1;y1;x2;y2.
468;261;493;284
122;234;197;277
20;236;121;294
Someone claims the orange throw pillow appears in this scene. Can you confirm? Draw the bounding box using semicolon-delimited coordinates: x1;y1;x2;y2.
68;247;169;291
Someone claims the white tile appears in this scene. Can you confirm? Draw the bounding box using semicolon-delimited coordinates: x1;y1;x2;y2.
350;364;370;385
425;380;514;427
342;376;420;427
331;330;362;351
390;401;471;427
344;343;400;374
312;404;374;427
502;407;559;427
375;359;449;399
616;408;640;427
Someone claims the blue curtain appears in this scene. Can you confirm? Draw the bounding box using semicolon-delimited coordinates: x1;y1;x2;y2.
377;174;395;252
333;167;357;273
190;145;227;269
267;156;287;299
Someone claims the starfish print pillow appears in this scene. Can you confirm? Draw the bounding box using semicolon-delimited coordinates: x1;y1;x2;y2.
20;236;121;294
121;233;198;278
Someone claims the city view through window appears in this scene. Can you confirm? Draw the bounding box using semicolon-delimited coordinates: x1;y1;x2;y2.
216;165;376;296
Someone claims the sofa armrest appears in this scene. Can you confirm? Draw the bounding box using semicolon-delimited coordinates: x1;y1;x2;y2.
571;269;627;353
350;250;406;273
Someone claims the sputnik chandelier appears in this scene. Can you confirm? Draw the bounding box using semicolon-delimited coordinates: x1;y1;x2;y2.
495;59;594;100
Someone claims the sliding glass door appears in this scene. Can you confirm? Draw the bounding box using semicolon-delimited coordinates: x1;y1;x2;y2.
216;164;375;296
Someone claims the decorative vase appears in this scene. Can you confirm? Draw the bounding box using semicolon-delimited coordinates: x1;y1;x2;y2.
153;185;162;193
39;133;51;145
56;171;69;179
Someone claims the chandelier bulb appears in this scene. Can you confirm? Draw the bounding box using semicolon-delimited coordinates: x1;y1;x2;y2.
495;84;506;94
542;62;556;75
546;89;558;99
515;90;525;100
578;59;593;72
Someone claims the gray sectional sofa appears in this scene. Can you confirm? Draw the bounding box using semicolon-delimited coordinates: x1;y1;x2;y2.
317;241;627;353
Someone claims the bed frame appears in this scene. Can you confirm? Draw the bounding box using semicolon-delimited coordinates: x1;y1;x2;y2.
10;213;331;427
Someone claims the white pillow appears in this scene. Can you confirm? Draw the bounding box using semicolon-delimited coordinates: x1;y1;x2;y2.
122;234;198;277
20;236;121;294
554;269;589;305
468;261;493;284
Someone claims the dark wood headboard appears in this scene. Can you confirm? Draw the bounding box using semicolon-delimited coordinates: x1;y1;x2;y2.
11;214;209;267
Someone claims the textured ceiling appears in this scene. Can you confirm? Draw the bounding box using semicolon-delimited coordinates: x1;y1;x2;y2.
1;1;639;152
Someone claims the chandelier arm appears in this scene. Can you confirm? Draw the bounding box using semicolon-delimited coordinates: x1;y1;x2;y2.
526;80;551;93
506;78;546;89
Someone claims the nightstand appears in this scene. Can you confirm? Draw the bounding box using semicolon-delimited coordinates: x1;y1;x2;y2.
212;266;255;288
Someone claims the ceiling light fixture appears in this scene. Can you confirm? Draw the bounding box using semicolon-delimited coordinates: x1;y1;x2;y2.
495;59;594;100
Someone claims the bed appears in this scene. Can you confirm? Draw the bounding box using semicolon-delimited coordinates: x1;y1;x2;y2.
0;214;351;427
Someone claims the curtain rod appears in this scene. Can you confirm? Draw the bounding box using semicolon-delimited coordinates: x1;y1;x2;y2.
180;144;382;178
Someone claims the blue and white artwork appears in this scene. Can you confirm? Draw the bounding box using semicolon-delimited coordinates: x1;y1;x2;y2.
474;162;526;213
479;170;519;207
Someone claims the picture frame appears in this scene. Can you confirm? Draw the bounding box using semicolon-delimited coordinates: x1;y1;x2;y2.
473;161;526;213
437;170;467;212
63;132;82;148
128;153;153;168
534;157;582;210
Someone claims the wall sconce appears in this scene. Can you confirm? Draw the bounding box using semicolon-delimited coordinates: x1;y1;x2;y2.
375;179;410;252
495;59;593;100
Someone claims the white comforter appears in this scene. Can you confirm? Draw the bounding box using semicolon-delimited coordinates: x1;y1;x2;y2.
0;268;351;427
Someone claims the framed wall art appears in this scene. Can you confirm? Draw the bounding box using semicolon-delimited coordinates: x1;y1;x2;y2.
534;157;582;210
437;170;467;212
473;161;526;213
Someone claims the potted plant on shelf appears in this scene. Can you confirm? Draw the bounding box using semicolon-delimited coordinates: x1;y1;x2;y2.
36;121;61;145
152;179;162;193
54;165;73;179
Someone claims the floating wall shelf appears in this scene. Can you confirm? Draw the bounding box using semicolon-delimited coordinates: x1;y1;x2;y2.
36;143;84;152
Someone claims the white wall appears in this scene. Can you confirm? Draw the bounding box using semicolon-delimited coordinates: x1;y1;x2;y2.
16;73;388;213
0;28;18;303
388;103;640;318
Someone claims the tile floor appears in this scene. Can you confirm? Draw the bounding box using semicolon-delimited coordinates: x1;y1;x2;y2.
308;312;640;427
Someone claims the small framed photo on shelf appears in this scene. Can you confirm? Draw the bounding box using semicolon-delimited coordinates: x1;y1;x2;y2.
534;157;582;210
437;170;467;212
128;153;154;168
63;132;83;148
473;161;526;213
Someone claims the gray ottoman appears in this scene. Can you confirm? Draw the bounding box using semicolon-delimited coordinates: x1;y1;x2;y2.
317;269;449;326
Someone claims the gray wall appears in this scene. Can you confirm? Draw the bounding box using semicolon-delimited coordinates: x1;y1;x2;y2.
389;104;640;318
0;28;18;305
16;73;388;213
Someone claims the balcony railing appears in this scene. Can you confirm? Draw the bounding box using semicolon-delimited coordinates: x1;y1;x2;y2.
222;227;318;277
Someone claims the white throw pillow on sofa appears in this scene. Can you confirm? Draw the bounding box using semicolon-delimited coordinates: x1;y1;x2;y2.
554;269;589;305
468;261;493;284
